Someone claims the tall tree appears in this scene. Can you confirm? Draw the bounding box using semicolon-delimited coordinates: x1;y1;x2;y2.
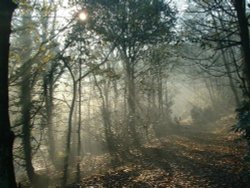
0;0;17;188
182;0;243;107
42;1;58;166
17;4;50;187
234;0;250;97
0;0;16;188
93;62;118;156
84;0;176;146
232;0;250;158
61;56;77;187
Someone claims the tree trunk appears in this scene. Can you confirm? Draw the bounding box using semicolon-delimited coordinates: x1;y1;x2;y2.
62;68;77;187
41;1;57;166
19;9;43;187
20;70;37;186
125;57;140;147
234;0;250;97
157;70;163;115
0;1;17;188
76;60;82;183
44;72;56;165
222;50;240;106
93;74;117;154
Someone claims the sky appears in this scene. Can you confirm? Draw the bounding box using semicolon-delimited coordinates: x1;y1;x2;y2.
175;0;188;13
57;0;189;19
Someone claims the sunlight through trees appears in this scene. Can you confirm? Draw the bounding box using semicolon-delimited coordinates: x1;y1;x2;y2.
1;0;250;187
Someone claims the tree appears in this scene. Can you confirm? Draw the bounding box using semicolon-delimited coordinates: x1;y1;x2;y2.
143;45;174;136
41;1;64;168
60;25;115;185
18;9;47;188
93;61;119;158
180;0;244;110
233;0;250;96
0;0;18;188
8;1;66;186
181;0;250;156
233;0;250;159
84;0;177;146
61;56;78;187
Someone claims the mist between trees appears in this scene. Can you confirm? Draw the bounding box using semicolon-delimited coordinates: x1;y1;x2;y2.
1;0;250;188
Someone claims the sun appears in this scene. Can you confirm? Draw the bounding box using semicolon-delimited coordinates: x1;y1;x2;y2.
78;11;88;21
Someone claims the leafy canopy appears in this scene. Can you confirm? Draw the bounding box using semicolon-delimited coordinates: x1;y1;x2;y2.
83;0;177;49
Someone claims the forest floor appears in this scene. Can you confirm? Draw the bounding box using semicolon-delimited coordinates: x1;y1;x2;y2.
67;115;250;188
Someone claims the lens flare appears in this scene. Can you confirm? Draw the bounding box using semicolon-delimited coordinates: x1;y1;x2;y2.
78;11;88;21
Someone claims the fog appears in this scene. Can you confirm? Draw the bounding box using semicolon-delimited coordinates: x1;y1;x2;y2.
3;0;249;187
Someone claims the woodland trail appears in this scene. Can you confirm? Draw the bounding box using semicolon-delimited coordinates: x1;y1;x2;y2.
70;118;250;188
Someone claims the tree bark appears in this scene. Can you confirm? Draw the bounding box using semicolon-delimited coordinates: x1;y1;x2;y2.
93;73;117;155
41;0;57;166
125;57;140;147
76;60;82;183
157;68;163;115
44;70;56;165
20;66;40;187
62;62;77;187
0;1;17;188
222;50;240;106
234;0;250;97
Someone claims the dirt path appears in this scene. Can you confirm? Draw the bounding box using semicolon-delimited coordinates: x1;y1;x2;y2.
73;126;250;188
152;129;250;188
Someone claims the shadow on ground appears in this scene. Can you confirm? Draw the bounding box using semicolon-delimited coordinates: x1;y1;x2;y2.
68;128;250;188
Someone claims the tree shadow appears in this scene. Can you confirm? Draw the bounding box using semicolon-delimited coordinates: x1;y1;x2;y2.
140;140;250;188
